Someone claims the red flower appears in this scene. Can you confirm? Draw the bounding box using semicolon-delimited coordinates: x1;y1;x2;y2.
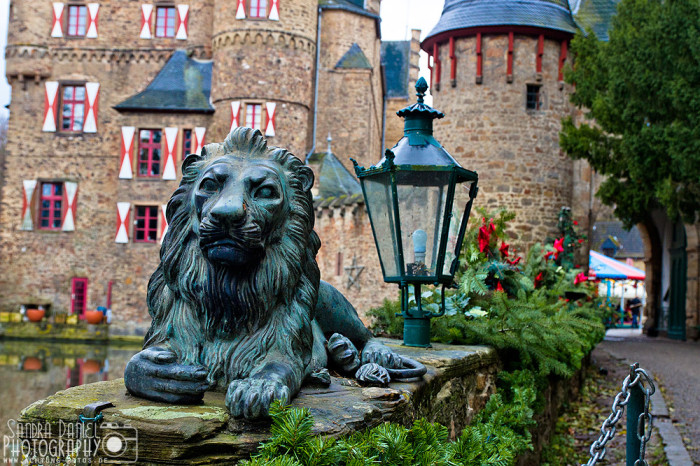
478;226;491;252
574;272;587;285
553;237;565;259
499;242;510;257
534;272;544;288
496;281;505;292
544;251;554;261
573;220;579;226
578;238;584;243
507;256;521;266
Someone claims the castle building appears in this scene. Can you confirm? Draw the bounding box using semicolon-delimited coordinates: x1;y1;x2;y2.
0;0;416;334
1;0;696;339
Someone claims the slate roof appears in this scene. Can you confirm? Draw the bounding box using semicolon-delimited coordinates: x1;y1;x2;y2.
591;221;645;258
114;50;214;113
381;41;411;98
424;0;579;43
312;151;363;201
574;0;620;41
335;43;373;69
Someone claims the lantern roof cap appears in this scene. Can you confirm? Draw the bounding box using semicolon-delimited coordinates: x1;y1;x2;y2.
396;78;445;120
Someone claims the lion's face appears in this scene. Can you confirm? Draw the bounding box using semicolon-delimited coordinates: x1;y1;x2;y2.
193;156;290;267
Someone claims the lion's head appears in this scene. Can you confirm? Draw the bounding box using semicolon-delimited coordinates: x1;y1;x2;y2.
144;128;320;385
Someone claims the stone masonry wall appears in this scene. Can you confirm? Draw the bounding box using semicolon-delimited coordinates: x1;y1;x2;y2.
431;33;577;248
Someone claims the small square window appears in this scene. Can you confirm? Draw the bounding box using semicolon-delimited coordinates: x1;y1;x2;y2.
61;84;86;132
249;0;268;18
39;182;63;230
526;84;542;110
134;205;159;243
155;6;177;38
67;5;87;37
138;129;163;177
246;104;263;131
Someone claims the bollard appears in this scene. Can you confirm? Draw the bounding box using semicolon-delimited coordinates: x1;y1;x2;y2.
626;370;644;466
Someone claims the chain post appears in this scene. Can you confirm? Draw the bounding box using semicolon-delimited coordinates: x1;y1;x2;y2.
626;363;643;466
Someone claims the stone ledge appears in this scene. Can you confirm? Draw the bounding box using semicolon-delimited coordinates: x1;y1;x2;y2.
19;340;499;464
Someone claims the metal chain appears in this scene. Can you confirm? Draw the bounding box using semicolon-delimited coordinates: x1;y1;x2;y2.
582;363;656;466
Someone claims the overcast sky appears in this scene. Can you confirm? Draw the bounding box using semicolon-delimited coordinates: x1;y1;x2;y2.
0;0;445;118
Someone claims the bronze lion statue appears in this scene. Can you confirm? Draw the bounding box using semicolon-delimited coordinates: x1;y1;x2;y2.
125;128;425;419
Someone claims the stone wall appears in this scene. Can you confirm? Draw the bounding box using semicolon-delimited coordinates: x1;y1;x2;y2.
429;33;583;248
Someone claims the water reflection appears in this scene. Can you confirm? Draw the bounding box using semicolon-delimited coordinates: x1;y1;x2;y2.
0;340;141;442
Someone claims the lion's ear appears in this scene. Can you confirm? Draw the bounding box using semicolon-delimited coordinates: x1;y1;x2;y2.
182;152;203;173
297;166;314;192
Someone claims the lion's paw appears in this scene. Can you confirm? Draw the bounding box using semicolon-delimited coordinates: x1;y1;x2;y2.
327;333;361;372
355;363;390;386
361;339;403;369
225;378;290;419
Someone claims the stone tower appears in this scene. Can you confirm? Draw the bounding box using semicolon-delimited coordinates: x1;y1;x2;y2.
421;0;587;247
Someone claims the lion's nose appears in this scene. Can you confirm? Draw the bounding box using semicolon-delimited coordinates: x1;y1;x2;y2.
210;197;246;227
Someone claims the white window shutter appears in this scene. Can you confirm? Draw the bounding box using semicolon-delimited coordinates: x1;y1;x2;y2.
159;205;169;243
140;4;153;39
162;127;179;180
236;0;246;19
51;3;65;37
83;82;100;133
116;202;131;243
62;181;78;232
86;3;100;38
119;126;135;179
194;127;206;155
265;102;277;137
176;5;189;40
43;81;59;132
20;180;37;231
269;0;279;20
230;101;241;133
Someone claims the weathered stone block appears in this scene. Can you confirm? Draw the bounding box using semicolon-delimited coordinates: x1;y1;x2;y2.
18;341;498;464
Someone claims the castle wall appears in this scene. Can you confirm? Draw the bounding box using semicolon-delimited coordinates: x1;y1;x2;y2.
429;32;578;247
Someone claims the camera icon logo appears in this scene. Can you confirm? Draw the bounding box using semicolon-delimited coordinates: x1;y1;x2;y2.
99;422;138;462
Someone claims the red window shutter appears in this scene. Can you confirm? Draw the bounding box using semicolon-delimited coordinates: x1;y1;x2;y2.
61;181;78;231
236;0;246;19
194;127;206;155
162;127;179;180
176;5;189;40
230;101;241;133
51;3;65;37
269;0;279;20
119;126;135;179
140;4;153;39
83;82;99;133
43;81;59;132
86;3;99;38
159;204;169;243
265;102;277;137
116;202;130;243
20;180;38;231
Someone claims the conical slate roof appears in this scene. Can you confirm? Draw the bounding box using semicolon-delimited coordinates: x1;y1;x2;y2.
424;0;579;43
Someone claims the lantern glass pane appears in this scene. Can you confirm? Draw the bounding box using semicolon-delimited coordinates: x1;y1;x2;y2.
395;170;452;279
442;181;474;275
363;173;401;277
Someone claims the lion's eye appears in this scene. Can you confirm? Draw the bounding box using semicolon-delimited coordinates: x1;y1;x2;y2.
200;178;219;193
255;186;277;199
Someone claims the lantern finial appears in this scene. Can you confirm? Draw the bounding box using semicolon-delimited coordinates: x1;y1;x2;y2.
416;77;428;103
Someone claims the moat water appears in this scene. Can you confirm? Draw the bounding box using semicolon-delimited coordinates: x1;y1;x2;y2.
0;340;141;442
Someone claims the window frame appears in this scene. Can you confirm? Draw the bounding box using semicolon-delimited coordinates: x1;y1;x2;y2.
245;102;265;131
38;182;64;231
154;5;178;38
526;84;543;111
248;0;269;19
182;128;193;157
65;4;88;37
59;83;87;133
137;129;163;178
70;277;89;317
133;205;160;243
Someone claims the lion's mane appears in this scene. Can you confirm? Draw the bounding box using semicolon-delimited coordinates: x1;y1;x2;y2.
144;127;321;388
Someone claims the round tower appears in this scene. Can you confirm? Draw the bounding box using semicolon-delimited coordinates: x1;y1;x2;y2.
209;0;318;156
422;0;579;246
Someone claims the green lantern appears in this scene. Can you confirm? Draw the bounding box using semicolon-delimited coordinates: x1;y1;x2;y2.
352;78;479;348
